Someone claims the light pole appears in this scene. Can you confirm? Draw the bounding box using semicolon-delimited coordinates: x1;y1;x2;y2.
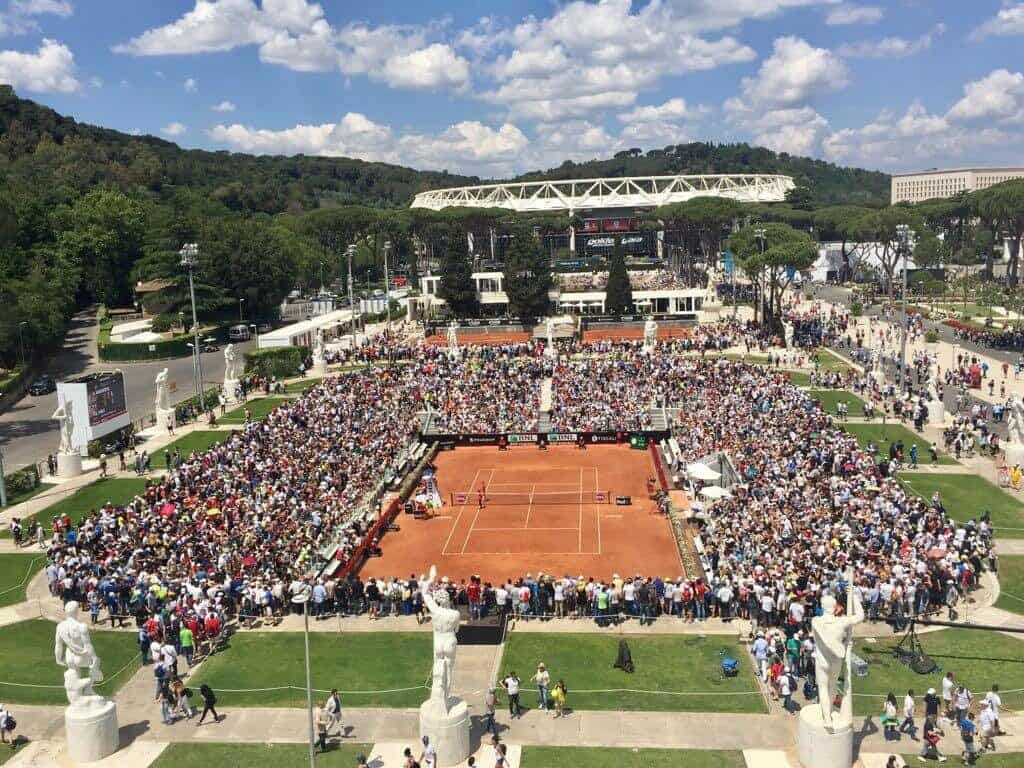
755;227;767;324
383;240;392;337
179;243;206;413
238;298;245;323
291;585;316;768
346;244;358;347
18;321;27;367
249;324;259;349
896;224;914;390
0;446;7;508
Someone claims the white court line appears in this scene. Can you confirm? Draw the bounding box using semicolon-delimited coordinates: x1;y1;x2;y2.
578;467;584;554
440;467;481;557
473;526;581;531
595;465;602;555
460;468;495;555
524;481;536;529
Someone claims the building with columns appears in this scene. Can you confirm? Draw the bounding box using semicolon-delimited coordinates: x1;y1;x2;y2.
891;167;1024;204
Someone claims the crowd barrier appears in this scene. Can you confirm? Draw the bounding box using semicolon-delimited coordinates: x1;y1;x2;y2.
424;429;670;448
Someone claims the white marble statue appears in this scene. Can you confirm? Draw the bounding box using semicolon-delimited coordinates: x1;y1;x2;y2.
223;343;239;381
446;321;459;359
546;317;556;348
312;328;326;367
705;265;721;305
419;565;460;713
52;400;75;454
643;317;658;351
926;354;940;400
1008;398;1024;446
811;573;865;732
154;368;171;412
55;602;107;712
783;320;795;349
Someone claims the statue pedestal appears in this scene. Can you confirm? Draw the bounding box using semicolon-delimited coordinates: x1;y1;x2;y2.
223;378;241;404
544;345;557;359
65;700;119;763
1006;443;1024;467
56;452;83;478
419;698;471;768
311;361;327;378
797;706;853;768
926;400;946;426
154;407;176;435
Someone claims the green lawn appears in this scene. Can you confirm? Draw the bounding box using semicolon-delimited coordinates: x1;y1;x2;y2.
814;349;854;374
150;743;372;768
160;431;229;461
996;555;1024;614
846;629;1024;716
1;481;47;509
786;371;811;386
220;398;289;424
0;620;139;704
16;477;148;531
808;390;867;416
902;473;1024;538
842;423;957;465
520;747;746;768
283;378;321;394
901;754;1022;767
0;553;46;608
498;633;764;713
189;631;431;708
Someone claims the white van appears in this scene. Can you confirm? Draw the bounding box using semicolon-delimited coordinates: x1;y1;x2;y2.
229;324;251;341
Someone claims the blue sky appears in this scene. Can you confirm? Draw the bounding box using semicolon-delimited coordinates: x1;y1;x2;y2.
1;0;1022;177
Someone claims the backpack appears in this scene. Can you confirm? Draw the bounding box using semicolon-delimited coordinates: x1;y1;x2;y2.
3;715;15;731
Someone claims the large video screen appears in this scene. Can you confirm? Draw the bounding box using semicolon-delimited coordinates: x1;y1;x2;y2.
87;372;128;426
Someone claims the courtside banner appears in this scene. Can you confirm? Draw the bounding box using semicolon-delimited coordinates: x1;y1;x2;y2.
421;431;668;446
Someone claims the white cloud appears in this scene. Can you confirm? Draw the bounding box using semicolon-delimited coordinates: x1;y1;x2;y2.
970;3;1024;41
753;107;830;156
618;98;697;123
838;23;945;59
184;77;197;92
209;113;532;174
825;4;882;26
654;0;837;33
382;44;470;89
87;75;102;89
161;122;188;137
947;69;1024;122
0;38;78;93
11;0;72;16
732;36;849;109
211;100;236;112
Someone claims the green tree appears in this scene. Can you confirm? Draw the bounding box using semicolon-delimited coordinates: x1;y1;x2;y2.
503;226;553;320
438;230;478;317
727;222;816;328
971;179;1024;286
785;185;814;210
813;206;869;282
604;242;633;314
850;206;921;305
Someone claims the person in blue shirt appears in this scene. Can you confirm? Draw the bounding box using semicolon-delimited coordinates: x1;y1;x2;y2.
960;711;978;764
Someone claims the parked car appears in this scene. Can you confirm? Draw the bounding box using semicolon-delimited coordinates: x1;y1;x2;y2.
256;321;272;333
228;324;251;341
28;375;56;395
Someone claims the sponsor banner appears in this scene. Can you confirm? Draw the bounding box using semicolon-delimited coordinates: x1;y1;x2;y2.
577;219;601;234
588;434;619;444
423;431;669;447
507;433;538;444
602;218;634;233
547;433;578;443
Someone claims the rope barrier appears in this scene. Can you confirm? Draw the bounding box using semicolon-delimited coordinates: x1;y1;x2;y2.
0;654;140;690
0;556;45;596
211;683;429;694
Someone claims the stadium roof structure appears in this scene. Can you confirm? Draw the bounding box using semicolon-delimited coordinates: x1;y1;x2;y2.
410;174;795;213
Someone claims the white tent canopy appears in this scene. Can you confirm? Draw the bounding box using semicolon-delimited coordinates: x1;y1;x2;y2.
699;485;731;500
687;462;721;481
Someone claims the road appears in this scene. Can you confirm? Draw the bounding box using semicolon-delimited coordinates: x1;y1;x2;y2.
0;308;253;472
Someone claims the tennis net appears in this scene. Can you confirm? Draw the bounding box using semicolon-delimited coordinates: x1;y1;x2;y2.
450;490;610;506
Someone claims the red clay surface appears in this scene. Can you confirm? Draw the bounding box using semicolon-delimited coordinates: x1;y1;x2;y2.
424;331;532;346
365;445;685;582
583;326;694;342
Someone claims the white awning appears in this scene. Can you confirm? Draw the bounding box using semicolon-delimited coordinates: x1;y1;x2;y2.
699;485;731;500
687;462;721;481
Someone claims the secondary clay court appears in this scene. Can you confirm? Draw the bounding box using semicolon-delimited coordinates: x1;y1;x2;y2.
367;445;685;581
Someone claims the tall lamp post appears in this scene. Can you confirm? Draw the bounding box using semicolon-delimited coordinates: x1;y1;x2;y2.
383;240;392;337
291;585;316;768
896;224;915;389
755;227;767;324
18;321;27;367
179;243;206;412
346;244;358;348
238;298;245;323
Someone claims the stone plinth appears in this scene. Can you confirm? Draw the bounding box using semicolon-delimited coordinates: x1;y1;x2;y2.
1006;443;1024;468
926;400;946;426
56;452;83;478
797;706;852;768
223;378;241;404
65;699;119;763
419;698;470;768
154;407;176;435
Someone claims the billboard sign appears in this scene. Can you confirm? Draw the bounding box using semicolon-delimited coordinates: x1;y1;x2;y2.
87;372;128;426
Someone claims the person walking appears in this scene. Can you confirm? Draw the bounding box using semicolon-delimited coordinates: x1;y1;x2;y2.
483;687;498;736
551;679;567;718
0;704;15;748
960;712;978;765
899;689;917;740
197;684;221;725
501;672;521;719
324;688;342;735
919;716;947;763
532;663;550;711
882;692;898;740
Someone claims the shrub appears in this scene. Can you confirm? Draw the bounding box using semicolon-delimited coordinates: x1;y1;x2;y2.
925;329;939;343
4;464;39;496
850;301;863;317
244;346;309;379
174;387;222;422
149;313;177;333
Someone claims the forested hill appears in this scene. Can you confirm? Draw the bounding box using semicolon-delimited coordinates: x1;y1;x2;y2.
0;87;477;213
516;143;890;207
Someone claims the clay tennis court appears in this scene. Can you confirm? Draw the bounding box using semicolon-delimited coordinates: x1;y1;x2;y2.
583;326;694;342
424;330;532;346
366;445;685;582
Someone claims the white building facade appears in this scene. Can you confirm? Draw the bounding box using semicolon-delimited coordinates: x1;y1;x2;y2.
891;167;1024;204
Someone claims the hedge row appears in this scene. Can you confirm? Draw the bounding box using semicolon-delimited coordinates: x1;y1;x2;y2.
3;464;40;498
244;346;309;379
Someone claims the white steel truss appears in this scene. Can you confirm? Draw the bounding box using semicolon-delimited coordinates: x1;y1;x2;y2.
410;174;795;212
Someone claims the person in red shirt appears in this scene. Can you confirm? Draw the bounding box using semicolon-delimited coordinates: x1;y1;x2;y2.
467;579;482;620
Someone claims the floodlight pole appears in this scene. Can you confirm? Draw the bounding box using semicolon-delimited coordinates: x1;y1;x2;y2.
293;586;316;768
180;243;206;412
346;244;358;348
